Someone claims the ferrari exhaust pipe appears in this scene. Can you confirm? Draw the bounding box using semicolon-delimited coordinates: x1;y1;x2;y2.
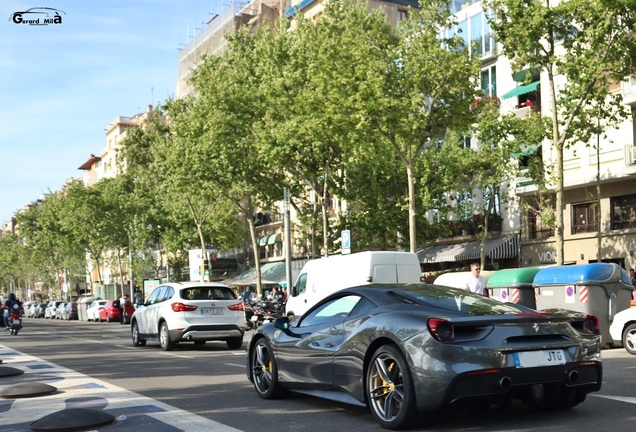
566;370;579;384
498;376;512;391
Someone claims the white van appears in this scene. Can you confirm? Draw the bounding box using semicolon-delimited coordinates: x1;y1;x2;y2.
433;270;495;289
286;251;422;318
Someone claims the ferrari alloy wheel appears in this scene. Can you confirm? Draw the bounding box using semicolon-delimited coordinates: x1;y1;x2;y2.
622;323;636;355
131;322;146;347
367;344;418;430
159;322;176;351
251;338;285;399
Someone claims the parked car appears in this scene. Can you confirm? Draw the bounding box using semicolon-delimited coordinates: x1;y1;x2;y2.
55;302;69;319
26;302;44;318
246;283;603;430
130;282;245;351
62;302;79;320
99;300;122;322
44;301;65;319
609;307;636;354
23;301;37;316
86;300;107;322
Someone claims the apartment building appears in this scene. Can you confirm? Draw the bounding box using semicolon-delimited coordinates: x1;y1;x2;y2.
428;1;636;273
77;105;160;297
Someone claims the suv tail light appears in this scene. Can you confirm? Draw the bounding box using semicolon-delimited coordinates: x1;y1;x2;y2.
228;303;244;311
171;303;198;312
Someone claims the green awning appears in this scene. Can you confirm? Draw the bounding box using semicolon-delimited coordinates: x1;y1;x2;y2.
267;233;281;245
258;236;269;246
512;144;540;157
501;81;540;100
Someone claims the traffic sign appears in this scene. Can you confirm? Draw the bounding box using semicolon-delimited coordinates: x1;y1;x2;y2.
341;230;351;254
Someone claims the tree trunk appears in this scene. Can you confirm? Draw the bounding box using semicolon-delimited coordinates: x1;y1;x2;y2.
322;177;329;257
406;162;417;253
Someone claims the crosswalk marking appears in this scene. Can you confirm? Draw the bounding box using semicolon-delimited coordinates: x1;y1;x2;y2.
0;345;244;432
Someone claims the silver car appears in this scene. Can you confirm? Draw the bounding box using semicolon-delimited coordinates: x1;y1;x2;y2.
247;284;603;430
44;301;65;319
130;282;245;351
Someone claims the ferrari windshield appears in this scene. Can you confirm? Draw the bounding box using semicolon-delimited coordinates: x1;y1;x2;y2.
389;285;529;316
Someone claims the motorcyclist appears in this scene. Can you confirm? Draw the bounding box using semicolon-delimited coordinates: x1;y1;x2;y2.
4;293;22;330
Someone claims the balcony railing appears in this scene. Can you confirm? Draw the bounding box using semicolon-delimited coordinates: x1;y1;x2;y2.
625;144;636;165
622;77;636;105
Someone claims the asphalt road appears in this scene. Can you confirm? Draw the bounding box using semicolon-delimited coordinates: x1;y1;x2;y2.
1;317;635;432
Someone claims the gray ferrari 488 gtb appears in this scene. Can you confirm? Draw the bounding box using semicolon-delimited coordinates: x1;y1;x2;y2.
246;283;602;430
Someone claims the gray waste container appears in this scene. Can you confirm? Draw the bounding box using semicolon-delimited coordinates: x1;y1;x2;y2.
487;267;541;309
533;263;634;347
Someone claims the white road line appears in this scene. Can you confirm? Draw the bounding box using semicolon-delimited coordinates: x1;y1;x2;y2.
593;395;636;404
0;344;245;432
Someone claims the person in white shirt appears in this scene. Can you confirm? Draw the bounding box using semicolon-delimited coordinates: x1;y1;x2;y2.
465;263;487;296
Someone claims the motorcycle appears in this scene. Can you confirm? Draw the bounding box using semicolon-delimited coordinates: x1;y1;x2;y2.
244;301;255;331
9;311;22;336
250;299;283;328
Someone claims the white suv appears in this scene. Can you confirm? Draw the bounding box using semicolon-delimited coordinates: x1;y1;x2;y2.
130;282;245;351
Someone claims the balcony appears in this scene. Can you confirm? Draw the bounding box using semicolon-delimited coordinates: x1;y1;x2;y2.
625;144;636;165
513;105;533;119
622;77;636;105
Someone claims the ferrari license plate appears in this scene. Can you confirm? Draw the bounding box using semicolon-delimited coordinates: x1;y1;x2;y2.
200;307;222;315
513;349;566;368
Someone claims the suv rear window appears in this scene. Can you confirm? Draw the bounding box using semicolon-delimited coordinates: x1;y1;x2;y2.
182;287;235;300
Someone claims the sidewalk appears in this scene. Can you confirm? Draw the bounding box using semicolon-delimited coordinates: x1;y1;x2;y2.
0;344;243;432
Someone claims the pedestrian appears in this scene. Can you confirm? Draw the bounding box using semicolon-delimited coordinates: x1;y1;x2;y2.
120;294;130;323
630;268;636;300
134;290;144;308
275;286;285;305
242;287;251;304
465;263;487;296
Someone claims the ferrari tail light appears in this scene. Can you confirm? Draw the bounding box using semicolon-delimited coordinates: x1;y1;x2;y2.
584;314;600;335
228;303;244;311
171;302;198;312
428;318;454;342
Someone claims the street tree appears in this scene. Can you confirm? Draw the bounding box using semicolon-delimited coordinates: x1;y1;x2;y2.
348;0;483;252
15;193;86;297
486;0;636;264
184;26;284;296
119;104;242;283
468;98;550;269
54;179;112;292
260;3;394;256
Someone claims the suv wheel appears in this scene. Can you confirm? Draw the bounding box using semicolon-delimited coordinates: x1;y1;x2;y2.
159;322;176;351
226;337;243;350
131;322;146;347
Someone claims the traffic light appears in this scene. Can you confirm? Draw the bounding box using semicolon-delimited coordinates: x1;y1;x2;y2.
200;259;211;281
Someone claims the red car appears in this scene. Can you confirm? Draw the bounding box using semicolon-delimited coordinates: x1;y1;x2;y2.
99;300;136;323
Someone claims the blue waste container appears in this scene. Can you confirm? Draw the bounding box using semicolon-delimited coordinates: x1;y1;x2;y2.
533;263;634;347
487;267;541;308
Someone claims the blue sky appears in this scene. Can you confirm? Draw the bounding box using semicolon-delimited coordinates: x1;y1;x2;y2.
0;1;228;225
